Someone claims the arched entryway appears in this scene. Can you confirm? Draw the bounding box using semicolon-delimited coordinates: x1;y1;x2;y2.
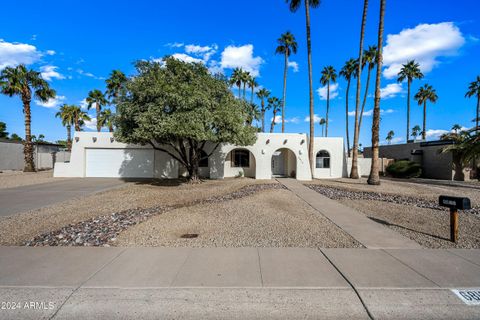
271;148;296;178
224;148;256;178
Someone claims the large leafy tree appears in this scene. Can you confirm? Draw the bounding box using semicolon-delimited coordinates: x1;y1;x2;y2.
256;88;270;133
105;70;127;105
71;106;91;131
414;84;438;140
367;0;386;185
358;45;378;133
0;64;56;171
115;58;257;181
320;66;337;137
55;104;75;150
268;96;282;133
286;0;320;176
350;0;369;179
397;60;424;142
98;108;115;132
466;76;480;133
86;89;108;132
275;31;298;133
339;58;357;157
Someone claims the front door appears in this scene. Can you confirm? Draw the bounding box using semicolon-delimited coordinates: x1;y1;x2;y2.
271;151;285;176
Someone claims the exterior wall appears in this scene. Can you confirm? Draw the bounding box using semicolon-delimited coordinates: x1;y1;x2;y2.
346;158;372;177
0;140;68;171
0;141;24;170
312;137;345;179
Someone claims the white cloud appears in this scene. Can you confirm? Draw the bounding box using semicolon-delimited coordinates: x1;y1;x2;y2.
317;83;339;100
45;50;55;55
171;53;204;64
166;42;184;48
383;108;395;114
0;39;42;69
35;95;66;108
185;43;218;61
425;129;448;139
304;114;323;123
77;69;104;80
390;137;404;144
383;22;466;79
288;61;299;72
271;115;300;124
220;44;263;77
79;98;88;110
348;108;395;117
380;83;403;99
40;65;64;81
83;117;97;131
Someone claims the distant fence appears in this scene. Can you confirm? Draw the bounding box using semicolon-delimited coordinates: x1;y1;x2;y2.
346;157;393;177
0;140;70;171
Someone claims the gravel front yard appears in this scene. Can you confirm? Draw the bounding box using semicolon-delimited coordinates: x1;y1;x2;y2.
116;188;362;248
308;178;480;249
0;170;65;189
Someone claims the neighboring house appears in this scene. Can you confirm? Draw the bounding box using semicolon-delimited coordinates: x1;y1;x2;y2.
54;132;346;180
0;139;70;171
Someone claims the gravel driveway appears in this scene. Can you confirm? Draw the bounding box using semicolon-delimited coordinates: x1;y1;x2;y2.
0;170;66;189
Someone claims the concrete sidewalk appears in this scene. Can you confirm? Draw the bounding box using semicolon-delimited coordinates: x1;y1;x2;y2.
1;247;480;319
279;179;421;249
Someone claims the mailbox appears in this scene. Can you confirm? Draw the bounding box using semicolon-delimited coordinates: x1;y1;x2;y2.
439;196;471;210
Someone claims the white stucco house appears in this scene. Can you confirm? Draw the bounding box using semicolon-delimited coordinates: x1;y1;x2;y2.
54;132;347;180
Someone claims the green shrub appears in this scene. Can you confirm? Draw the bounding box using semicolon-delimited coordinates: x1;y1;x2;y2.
386;160;422;178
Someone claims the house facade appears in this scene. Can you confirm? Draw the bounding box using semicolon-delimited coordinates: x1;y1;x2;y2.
54;132;346;180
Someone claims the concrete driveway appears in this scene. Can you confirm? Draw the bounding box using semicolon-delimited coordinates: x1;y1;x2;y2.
0;178;128;216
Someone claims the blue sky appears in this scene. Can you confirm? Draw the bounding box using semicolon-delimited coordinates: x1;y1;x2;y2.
0;0;479;146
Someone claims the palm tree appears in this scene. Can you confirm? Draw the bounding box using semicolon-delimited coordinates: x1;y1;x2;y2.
275;31;298;133
247;77;258;104
0;64;56;171
414;84;438;140
320;66;337;137
286;0;321;175
98;108;115;132
465;76;480;133
86;89;108;132
56;104;75;150
246;103;261;127
386;130;394;144
452;124;462;134
367;0;386;186
441;129;477;181
105;70;127;105
230;68;243;99
268;97;282;133
71;106;91;131
397;60;424;142
339;59;357;157
319;118;326;137
350;0;369;180
358;45;378;133
240;70;251;100
411;125;421;140
256;88;270;133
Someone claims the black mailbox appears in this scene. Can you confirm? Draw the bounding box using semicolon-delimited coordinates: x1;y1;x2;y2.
439;196;471;210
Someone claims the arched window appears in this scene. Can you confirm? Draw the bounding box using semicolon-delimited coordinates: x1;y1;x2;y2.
199;150;209;168
316;150;330;168
231;149;250;167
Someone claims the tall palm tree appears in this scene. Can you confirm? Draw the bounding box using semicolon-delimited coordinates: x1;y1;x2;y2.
358;45;378;133
71;105;91;131
268;97;282;133
247;77;258;104
0;64;56;172
367;0;386;186
320;66;337;137
86;89;108;132
411;125;421;140
386;130;394;144
55;104;75;150
350;0;369;180
240;70;251;100
230;68;243;99
414;84;438;140
275;31;298;133
256;88;270;133
105;70;127;105
465;76;480;133
319;118;326;137
286;0;321;175
98;108;115;132
397;60;424;142
246;103;261;127
339;58;357;157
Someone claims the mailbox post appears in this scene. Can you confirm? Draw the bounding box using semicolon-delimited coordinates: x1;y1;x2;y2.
439;196;471;242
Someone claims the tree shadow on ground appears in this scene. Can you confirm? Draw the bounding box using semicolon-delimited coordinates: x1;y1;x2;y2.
120;178;190;187
368;216;450;242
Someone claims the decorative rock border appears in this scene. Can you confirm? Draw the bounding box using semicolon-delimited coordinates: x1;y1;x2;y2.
24;183;285;247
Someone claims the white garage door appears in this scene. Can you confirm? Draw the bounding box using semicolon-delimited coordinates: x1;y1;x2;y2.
85;149;154;178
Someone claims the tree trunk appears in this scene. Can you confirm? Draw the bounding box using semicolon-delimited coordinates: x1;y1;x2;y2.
305;0;315;177
67;124;72;151
322;125;324;137
406;78;411;142
326;81;330;137
282;50;288;133
345;79;351;157
261;107;265;133
238;84;241;99
250;85;254;104
188;159;201;183
243;83;246;100
22;92;36;172
476;96;479;133
96;103;101;132
367;0;385;186
422;101;427;140
358;66;372;135
270;110;277;133
350;0;369;180
109;124;113;132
